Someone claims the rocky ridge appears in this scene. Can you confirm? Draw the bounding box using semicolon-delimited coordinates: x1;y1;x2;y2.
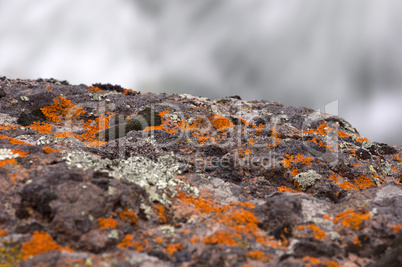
0;77;401;266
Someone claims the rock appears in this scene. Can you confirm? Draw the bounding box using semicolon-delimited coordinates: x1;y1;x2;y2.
0;78;401;266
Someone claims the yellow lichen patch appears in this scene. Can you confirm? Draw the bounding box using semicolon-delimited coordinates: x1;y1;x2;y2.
333;209;371;230
295;224;326;240
98;217;119;229
40;95;85;122
21;231;73;261
0;241;23;266
28;121;53;133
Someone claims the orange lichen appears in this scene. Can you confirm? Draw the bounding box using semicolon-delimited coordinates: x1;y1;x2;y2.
247;138;255;145
353;163;362;167
295;224;326;240
255;124;265;136
0;229;7;237
355;136;369;143
0;124;17;130
266;129;282;149
178;191;285;249
278;186;297;193
239;150;252;156
293;154;313;165
317;124;332;135
302;256;339;267
118;209;138;225
117;234;143;251
291;168;299;176
21;231;72;261
11;149;29;158
159;109;170;118
302;124;333;136
210;114;234;131
282;154;313;168
155;237;163;244
395;154;402;162
0;135;31;145
338;131;350;138
163;243;183;256
247;250;272;262
28;121;53;133
46;86;52;90
333;209;371;230
353;176;376;190
98;217;119;229
40;95;85;122
88;86;103;92
282;154;293;168
76;114;111;147
338;176;376;191
154;204;168;224
43;146;59;154
352;236;362;247
390;223;402;233
178;191;217;213
191;236;199;244
322;214;331;221
123;88;137;95
203;230;239;246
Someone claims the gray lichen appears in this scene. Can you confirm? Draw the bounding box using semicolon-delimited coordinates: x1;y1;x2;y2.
63;151;199;204
0;149;20;160
293;170;322;191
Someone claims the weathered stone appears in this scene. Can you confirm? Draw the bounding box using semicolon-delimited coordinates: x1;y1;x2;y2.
0;77;401;266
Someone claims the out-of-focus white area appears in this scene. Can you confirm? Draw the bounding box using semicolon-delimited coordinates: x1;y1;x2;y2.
0;0;401;145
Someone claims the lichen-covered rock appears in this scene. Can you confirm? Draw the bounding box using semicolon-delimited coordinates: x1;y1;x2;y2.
0;77;401;266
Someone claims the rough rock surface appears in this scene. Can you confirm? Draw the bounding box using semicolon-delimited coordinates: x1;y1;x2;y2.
0;76;401;266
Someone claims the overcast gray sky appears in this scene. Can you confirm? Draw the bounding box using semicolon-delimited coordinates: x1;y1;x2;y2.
0;0;401;145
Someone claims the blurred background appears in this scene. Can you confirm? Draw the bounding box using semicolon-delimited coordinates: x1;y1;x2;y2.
0;0;401;145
